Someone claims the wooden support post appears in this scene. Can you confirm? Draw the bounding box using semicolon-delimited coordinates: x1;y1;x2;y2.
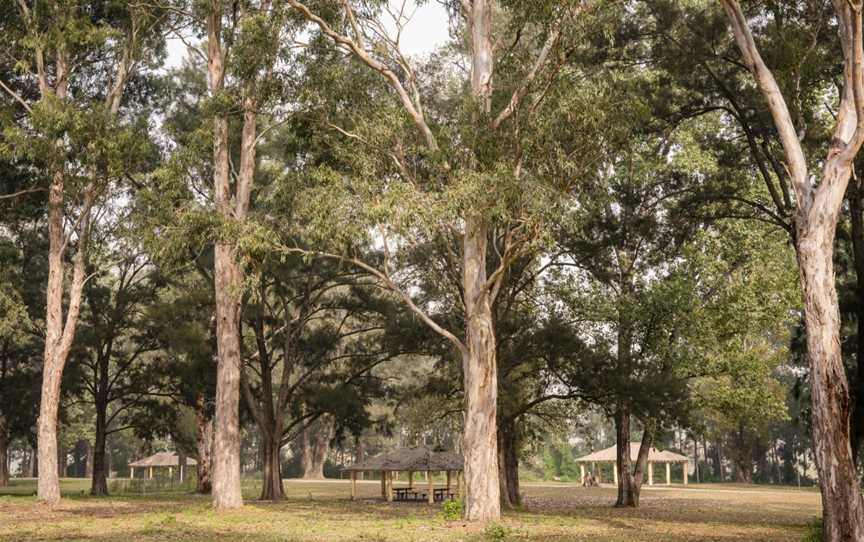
408;471;413;488
683;463;688;485
179;463;184;482
130;467;134;480
648;463;653;486
386;472;393;502
613;463;618;485
665;463;671;485
169;466;173;480
580;464;585;485
446;470;451;492
351;471;357;500
149;466;153;480
380;472;386;498
427;470;434;504
456;471;462;498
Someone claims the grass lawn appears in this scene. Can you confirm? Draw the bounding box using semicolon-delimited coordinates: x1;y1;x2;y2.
0;478;821;542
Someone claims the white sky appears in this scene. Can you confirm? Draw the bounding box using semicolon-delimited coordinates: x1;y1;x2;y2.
163;1;451;69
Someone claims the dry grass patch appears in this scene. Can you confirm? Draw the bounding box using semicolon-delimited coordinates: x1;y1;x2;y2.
0;479;820;541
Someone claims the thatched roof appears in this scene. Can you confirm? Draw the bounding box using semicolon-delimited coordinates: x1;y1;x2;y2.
343;446;463;472
128;451;197;468
575;444;688;464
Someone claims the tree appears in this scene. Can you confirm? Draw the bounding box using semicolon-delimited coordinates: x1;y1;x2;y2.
74;247;162;495
719;1;864;538
281;0;604;520
0;1;166;504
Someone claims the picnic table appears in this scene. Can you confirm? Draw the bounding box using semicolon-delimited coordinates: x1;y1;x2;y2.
393;487;456;502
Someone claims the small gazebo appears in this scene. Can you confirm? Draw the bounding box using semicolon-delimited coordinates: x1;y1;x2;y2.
128;451;196;481
575;444;690;486
342;446;463;503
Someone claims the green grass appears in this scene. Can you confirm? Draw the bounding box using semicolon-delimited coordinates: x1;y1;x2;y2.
0;478;821;541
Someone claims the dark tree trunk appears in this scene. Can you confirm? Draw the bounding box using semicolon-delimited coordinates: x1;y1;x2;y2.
614;406;633;507
847;175;864;466
615;410;652;508
91;404;108;495
195;401;213;494
259;433;283;500
0;430;9;486
497;418;520;508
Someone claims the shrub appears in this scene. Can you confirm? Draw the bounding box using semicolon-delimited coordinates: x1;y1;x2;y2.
441;499;463;521
483;523;511;541
801;518;822;542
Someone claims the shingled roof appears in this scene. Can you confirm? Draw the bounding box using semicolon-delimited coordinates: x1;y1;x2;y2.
128;451;197;468
343;446;463;472
575;443;688;463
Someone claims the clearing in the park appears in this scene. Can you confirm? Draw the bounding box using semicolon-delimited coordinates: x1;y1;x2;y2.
0;479;819;542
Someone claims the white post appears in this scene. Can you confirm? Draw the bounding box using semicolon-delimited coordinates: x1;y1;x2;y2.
580;464;585;485
613;462;618;485
130;467;134;480
648;463;653;486
665;463;670;485
351;471;357;500
179;463;184;482
683;462;688;485
149;466;153;480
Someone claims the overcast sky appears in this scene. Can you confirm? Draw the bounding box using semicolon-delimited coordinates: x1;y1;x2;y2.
164;1;451;69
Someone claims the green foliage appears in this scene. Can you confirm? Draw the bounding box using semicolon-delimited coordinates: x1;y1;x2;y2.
801;519;822;542
482;523;513;542
440;498;463;521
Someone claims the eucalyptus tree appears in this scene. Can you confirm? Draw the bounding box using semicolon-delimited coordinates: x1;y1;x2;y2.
280;0;607;520
0;1;168;503
717;1;864;537
194;0;291;508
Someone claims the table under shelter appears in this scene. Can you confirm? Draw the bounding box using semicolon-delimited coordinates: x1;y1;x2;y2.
128;451;196;481
342;446;463;504
575;443;690;486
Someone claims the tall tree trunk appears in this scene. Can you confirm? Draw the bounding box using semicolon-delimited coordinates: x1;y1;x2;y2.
208;0;243;508
38;168;85;504
195;400;214;494
0;429;9;487
797;218;864;539
615;410;652;508
847;174;864;465
91;403;108;495
721;2;864;537
29;446;37;478
461;218;500;521
497;418;520;508
628;429;653;508
259;431;283;500
614;406;633;507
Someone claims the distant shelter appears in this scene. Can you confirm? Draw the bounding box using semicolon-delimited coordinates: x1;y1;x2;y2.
575;444;690;485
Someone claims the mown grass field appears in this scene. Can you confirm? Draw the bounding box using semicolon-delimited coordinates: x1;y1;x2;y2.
0;478;821;542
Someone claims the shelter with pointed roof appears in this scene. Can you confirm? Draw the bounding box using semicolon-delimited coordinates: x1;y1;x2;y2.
574;444;690;486
342;446;463;503
128;451;196;481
